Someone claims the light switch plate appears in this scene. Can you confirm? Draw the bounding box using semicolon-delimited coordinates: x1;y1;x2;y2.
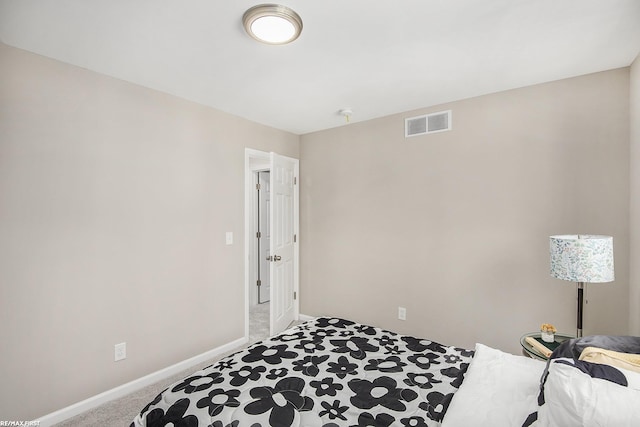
226;232;233;245
114;342;126;361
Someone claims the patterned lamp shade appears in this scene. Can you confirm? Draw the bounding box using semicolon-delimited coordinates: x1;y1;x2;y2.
549;235;615;283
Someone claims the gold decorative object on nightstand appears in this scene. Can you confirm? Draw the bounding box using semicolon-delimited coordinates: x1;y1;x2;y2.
540;323;557;343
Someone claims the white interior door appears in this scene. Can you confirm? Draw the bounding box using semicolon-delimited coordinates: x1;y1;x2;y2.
269;153;297;335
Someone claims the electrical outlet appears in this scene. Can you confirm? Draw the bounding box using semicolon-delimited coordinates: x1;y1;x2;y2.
398;307;407;321
114;342;126;361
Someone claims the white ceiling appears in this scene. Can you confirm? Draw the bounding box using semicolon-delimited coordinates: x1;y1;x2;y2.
1;0;639;135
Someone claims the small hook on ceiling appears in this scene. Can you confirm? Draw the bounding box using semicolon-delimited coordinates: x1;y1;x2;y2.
338;108;353;123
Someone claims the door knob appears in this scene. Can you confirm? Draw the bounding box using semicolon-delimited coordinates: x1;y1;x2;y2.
273;255;282;261
266;256;273;261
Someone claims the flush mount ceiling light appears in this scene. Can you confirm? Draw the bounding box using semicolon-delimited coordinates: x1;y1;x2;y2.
243;4;303;45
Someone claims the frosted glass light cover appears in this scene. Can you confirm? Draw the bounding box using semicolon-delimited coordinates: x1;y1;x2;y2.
550;235;614;283
251;16;296;44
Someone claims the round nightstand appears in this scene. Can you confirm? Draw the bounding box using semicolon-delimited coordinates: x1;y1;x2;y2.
520;332;573;360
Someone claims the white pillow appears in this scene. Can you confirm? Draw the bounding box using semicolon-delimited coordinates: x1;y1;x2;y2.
537;360;640;427
441;343;546;427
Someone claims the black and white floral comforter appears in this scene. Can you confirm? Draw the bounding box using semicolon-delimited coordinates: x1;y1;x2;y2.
131;317;474;427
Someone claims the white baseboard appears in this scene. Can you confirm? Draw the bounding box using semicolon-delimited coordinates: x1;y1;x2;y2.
35;336;248;427
298;313;316;322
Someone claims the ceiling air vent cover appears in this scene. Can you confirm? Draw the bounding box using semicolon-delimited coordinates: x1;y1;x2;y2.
405;110;452;138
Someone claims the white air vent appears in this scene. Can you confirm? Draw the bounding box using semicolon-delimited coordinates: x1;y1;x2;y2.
405;110;452;138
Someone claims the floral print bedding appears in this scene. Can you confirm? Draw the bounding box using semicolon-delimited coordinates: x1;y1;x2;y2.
131;317;474;427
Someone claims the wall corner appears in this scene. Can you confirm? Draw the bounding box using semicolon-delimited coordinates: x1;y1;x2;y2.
629;52;640;335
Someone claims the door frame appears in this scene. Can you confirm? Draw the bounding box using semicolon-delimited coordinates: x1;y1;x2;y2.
244;148;299;340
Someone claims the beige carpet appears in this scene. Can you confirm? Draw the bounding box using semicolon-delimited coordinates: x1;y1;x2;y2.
54;302;274;426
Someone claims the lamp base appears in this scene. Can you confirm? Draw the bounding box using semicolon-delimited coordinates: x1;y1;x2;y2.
577;282;584;338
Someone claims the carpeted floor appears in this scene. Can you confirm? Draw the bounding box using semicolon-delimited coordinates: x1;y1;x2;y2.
53;302;273;426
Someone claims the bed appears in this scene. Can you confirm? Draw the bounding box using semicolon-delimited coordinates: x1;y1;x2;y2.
131;317;640;427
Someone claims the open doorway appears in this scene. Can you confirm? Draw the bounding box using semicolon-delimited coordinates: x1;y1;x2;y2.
256;171;270;305
246;153;271;344
249;169;270;344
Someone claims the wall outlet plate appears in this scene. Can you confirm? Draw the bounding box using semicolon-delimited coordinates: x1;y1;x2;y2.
398;307;407;321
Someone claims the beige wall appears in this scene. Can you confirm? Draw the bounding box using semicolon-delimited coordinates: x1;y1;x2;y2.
300;69;630;353
0;43;298;421
631;54;640;335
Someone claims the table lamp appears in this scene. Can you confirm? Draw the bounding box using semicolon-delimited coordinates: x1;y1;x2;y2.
549;235;614;338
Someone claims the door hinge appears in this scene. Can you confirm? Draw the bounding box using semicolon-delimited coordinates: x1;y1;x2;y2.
293;234;297;243
256;183;261;190
294;291;297;300
256;231;261;239
294;177;297;185
257;279;262;287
